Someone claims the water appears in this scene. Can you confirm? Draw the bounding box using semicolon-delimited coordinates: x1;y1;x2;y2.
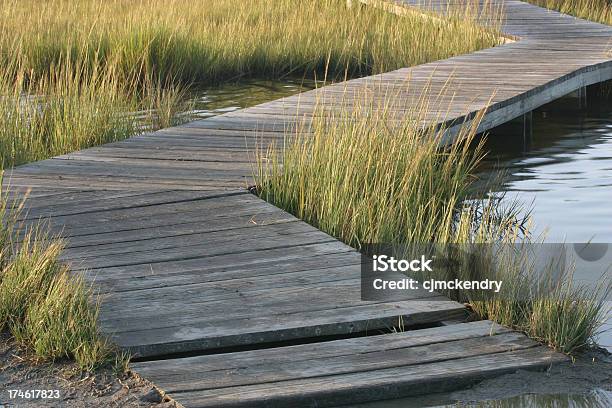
351;389;612;408
185;78;319;119
478;91;612;243
477;89;612;354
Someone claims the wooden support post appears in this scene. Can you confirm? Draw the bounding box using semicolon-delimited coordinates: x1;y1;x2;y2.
577;86;587;109
522;111;533;152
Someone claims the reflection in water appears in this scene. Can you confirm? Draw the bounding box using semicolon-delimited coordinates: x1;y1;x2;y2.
477;88;612;353
477;91;612;243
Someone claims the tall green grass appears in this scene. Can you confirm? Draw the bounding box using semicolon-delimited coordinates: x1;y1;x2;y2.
439;242;611;354
0;183;109;369
529;0;612;25
255;94;610;354
0;0;502;166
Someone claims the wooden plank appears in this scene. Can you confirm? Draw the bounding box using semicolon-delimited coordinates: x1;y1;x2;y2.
154;347;566;408
99;266;364;304
107;297;466;357
87;242;358;293
132;321;511;375
62;228;339;270
60;221;328;262
134;332;537;391
19;190;246;220
56;208;294;249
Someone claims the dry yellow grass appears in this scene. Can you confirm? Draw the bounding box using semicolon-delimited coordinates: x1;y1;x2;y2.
530;0;612;25
0;185;110;370
0;0;501;85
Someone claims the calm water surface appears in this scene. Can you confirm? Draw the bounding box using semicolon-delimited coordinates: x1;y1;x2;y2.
186;78;318;119
479;91;612;354
479;92;612;243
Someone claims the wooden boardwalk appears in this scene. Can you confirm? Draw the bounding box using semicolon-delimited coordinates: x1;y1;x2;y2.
5;0;611;406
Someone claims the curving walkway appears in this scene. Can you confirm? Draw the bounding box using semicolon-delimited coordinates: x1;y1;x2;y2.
6;1;611;407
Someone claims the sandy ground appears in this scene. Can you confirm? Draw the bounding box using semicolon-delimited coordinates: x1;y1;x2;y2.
0;335;178;408
451;347;612;401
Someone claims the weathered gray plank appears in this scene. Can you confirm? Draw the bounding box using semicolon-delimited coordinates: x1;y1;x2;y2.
135;332;537;392
132;321;511;375
161;347;566;408
109;297;466;356
87;243;359;293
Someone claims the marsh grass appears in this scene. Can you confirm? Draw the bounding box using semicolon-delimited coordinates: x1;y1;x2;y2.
529;0;612;25
0;181;110;370
1;0;502;85
256;112;480;245
527;281;609;354
0;0;502;166
441;242;611;354
0;56;191;167
255;87;610;353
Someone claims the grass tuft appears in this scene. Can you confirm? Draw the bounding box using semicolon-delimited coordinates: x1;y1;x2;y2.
528;285;609;354
529;0;611;25
0;183;111;370
0;55;190;167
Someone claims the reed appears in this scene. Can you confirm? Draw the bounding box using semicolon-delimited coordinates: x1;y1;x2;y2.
0;55;191;167
256;104;490;245
0;181;110;370
529;0;612;25
454;242;611;354
1;0;501;86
